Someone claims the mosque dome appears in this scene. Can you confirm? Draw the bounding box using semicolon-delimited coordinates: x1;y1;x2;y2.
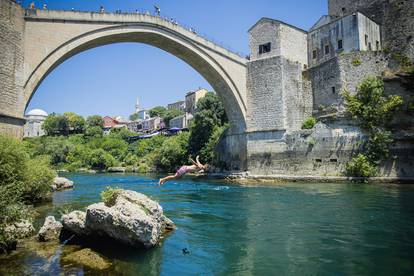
26;108;48;118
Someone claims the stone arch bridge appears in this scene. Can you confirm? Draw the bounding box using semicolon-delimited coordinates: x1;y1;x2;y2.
0;1;247;138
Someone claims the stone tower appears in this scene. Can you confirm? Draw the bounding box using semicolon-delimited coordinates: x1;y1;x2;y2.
246;18;312;132
135;97;140;114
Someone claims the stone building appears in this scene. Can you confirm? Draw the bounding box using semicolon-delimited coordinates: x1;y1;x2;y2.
138;109;150;120
23;108;47;137
169;113;193;129
246;18;311;132
142;116;162;132
103;116;119;128
328;0;414;62
126;121;142;133
308;12;381;68
185;88;208;115
167;100;185;112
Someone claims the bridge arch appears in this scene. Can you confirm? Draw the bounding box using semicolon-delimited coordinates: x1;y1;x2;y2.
23;13;247;133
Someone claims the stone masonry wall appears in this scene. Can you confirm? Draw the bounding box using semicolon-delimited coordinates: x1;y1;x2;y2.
282;58;313;130
310;51;388;115
0;0;25;137
246;56;285;131
328;0;414;62
248;20;281;61
246;56;312;132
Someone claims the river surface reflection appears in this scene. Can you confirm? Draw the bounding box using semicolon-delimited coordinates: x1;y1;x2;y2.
1;173;414;275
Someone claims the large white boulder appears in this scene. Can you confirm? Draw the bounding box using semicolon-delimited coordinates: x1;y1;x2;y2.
38;216;62;242
52;177;74;191
61;210;89;235
5;220;35;240
61;190;175;248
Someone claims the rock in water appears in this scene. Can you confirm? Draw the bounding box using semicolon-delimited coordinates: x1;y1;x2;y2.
107;167;126;173
63;248;111;270
85;190;167;248
38;216;63;242
61;211;89;236
52;177;74;191
5;220;35;239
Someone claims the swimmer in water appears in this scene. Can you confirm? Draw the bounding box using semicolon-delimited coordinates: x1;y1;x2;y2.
158;155;207;185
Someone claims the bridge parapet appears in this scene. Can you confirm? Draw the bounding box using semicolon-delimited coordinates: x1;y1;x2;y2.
24;9;247;64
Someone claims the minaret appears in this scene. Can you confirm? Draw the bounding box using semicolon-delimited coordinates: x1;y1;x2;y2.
135;97;140;113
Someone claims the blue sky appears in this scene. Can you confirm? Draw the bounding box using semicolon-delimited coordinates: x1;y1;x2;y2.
25;0;327;118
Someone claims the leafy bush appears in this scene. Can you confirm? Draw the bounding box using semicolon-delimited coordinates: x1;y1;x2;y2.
101;187;122;207
301;117;317;129
123;153;139;166
345;154;376;178
352;58;361;66
343;77;403;177
88;149;116;170
84;126;103;138
200;124;228;164
189;92;227;157
86;115;104;128
343;77;403;130
22;156;55;202
154;132;190;172
365;130;393;164
0;135;54;252
42;113;70;136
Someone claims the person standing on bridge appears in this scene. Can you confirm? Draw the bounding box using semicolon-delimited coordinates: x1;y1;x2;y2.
158;156;207;185
154;5;160;16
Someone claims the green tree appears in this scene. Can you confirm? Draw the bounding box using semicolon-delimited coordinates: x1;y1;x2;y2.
301;117;317;129
88;149;116;170
200;124;229;164
343;77;403;130
343;77;404;177
149;106;167;118
86;115;104;128
154;132;190;171
0;135;54;252
64;112;85;134
42;113;69;136
129;113;139;121
163;108;185;127
101;137;128;161
189;92;227;159
85;126;103;139
131;135;166;157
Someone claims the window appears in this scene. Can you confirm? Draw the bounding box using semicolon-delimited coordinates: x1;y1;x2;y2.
312;49;317;59
376;40;380;50
338;39;343;50
341;7;346;13
325;45;330;55
259;42;271;54
368;42;372;51
332;86;336;94
365;34;368;46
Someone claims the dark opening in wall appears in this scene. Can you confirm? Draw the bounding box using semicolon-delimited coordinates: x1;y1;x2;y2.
330;158;338;163
341;7;346;13
325;45;330;55
312;49;317;59
368;42;372;51
338;39;343;50
365;34;368;46
376;41;379;50
259;42;271;54
332;86;336;94
315;159;322;163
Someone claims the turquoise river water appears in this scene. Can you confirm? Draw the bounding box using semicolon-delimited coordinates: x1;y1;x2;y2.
1;173;414;275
